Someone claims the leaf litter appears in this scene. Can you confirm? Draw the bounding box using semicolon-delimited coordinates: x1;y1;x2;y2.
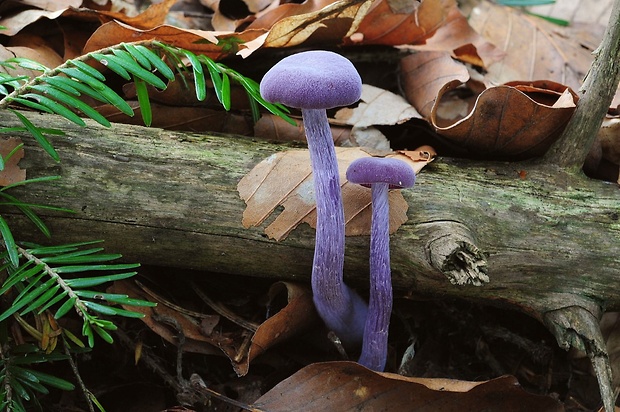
1;0;618;410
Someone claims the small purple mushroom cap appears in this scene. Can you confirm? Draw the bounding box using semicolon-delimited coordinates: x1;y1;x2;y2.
346;156;415;371
346;157;416;189
260;51;362;110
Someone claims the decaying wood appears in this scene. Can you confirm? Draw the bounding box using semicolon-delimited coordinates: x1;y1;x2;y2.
2;111;618;316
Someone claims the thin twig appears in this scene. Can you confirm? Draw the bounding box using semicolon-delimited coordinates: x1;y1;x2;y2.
190;374;267;412
62;337;95;412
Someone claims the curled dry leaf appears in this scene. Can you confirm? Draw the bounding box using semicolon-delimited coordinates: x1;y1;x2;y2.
0;137;26;186
232;281;318;376
430;81;577;158
343;0;449;46
468;2;597;92
253;361;564;411
237;147;435;241
400;51;470;120
401;51;578;158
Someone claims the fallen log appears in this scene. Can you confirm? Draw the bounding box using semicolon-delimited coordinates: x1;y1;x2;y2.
5;111;618;312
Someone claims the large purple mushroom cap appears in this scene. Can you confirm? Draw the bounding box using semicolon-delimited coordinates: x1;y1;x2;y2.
346;157;416;189
260;50;362;110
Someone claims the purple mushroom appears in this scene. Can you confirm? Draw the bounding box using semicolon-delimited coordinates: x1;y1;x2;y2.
260;51;368;346
346;157;416;371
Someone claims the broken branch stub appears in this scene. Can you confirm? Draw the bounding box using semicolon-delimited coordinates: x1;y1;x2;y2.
423;221;488;286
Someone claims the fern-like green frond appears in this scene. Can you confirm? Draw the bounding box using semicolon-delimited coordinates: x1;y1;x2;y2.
0;241;154;347
0;39;295;159
0;344;74;409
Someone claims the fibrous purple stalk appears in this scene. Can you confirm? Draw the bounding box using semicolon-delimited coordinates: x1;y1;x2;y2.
303;108;368;346
358;183;391;371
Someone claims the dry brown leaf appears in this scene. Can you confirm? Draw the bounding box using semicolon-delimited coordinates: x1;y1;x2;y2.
344;0;449;46
247;0;336;31
400;51;470;119
400;49;578;158
431;81;577;158
86;0;179;29
404;1;505;68
254;361;564;411
335;84;423;128
254;114;306;142
233;281;318;376
468;1;596;91
0;137;26;186
83;20;267;59
0;0;77;36
238;147;434;241
260;0;374;49
4;32;64;68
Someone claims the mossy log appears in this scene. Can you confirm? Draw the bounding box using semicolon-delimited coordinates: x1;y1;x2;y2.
2;111;618;317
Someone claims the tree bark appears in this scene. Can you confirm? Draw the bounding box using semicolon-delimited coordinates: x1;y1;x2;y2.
3;110;619;319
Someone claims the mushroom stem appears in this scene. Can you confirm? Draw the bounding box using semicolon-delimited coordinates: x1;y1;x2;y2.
358;183;392;371
303;108;367;346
